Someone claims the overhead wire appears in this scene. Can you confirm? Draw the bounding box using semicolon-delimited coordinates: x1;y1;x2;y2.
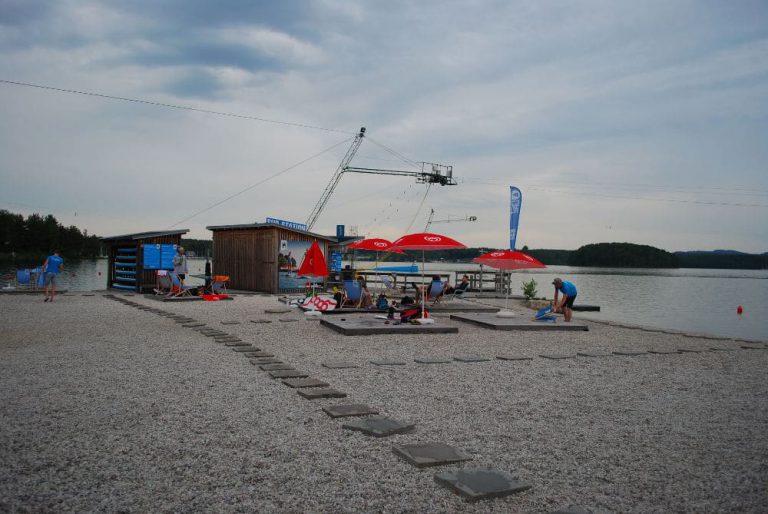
0;79;354;135
402;183;433;234
169;136;354;228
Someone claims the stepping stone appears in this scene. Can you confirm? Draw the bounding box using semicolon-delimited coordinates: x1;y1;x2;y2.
221;321;241;325
251;319;273;323
250;358;282;365
224;341;250;347
454;356;491;363
322;404;379;418
322;362;359;369
370;360;406;366
741;344;767;350
414;358;452;364
297;388;347;399
231;346;257;353
182;323;206;328
576;351;612;358
343;416;416;437
612;350;647;356
678;347;706;353
174;318;196;323
393;442;472;468
202;332;229;337
241;350;264;357
434;468;532;501
260;364;295;371
282;378;330;389
248;352;274;358
496;355;534;361
539;354;574;360
710;346;737;351
265;308;291;314
279;318;299;323
648;349;680;354
269;370;309;379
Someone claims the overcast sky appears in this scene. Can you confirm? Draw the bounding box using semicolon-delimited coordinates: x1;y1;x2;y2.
1;0;767;252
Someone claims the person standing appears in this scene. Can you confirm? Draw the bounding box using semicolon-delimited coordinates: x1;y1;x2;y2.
173;246;188;284
42;249;64;302
552;277;577;322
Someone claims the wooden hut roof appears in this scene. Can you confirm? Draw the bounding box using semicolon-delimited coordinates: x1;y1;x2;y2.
101;229;189;242
205;222;339;242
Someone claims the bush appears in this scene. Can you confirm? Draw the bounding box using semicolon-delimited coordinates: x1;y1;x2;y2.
521;278;538;300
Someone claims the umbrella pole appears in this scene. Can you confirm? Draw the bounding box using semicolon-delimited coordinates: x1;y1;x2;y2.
421;250;426;319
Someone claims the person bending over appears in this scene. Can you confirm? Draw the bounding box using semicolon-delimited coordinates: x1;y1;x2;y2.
552;277;577;322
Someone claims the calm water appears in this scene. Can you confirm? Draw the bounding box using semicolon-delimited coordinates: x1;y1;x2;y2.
3;258;766;341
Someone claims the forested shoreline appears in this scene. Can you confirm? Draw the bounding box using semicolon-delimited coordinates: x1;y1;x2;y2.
1;210;765;269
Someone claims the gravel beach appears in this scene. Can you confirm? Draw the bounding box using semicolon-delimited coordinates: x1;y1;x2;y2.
1;293;766;513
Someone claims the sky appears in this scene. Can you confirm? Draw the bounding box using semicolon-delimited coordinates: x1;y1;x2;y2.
1;0;767;252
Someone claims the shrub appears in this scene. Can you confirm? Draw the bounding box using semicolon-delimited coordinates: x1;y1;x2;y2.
521;278;538;300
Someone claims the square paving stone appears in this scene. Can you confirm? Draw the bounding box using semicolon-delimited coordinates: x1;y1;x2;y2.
612;350;648;356
242;351;265;357
496;355;534;361
414;358;453;364
221;321;241;325
268;370;309;379
248;352;274;358
434;468;532;501
298;388;347;399
453;356;491;363
250;358;282;365
393;442;472;468
265;308;292;314
539;354;575;360
224;341;250;347
370;360;407;366
322;362;359;369
260;364;295;371
282;378;330;389
342;416;416;437
231;346;257;352
251;319;273;323
321;317;458;336
576;351;612;358
647;349;681;354
182;323;206;328
322;404;379;418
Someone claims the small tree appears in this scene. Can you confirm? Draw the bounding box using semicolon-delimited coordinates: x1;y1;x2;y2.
521;278;538;300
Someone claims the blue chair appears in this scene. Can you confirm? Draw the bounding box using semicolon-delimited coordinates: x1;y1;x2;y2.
16;269;31;288
342;279;363;307
426;279;446;303
168;272;195;297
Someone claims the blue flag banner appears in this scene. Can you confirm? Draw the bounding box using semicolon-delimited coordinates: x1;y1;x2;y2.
509;186;522;250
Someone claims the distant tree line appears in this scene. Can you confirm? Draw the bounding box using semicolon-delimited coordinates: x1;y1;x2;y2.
180;238;213;257
366;242;767;269
0;210;101;260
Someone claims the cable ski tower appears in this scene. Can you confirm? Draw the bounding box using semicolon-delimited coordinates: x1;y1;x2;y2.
305;127;458;230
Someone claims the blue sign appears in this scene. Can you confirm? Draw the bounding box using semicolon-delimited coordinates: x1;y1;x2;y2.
509;186;522;250
266;217;308;231
336;225;345;240
330;251;342;272
143;244;177;270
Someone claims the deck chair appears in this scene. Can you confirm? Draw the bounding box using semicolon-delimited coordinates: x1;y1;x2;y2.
154;271;172;295
426;280;446;304
16;269;31;289
168;272;194;297
377;274;398;295
445;281;471;301
210;275;229;294
341;279;363;308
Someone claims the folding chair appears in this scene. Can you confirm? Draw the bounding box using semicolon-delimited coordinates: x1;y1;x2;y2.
154;271;172;295
168;272;195;297
445;281;471;301
16;269;31;289
210;275;229;294
341;279;363;308
426;280;446;304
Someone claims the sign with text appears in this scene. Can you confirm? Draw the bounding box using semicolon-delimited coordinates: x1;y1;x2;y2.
266;217;308;232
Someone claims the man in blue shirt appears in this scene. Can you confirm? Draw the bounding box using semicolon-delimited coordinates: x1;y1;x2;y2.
552;277;577;322
42;249;64;302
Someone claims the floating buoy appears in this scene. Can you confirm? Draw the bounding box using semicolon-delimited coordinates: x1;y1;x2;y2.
737;305;744;315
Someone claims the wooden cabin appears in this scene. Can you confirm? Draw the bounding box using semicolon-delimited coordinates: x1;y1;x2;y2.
206;223;343;293
101;229;188;293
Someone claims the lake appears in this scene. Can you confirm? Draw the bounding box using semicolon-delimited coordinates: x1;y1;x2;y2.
2;258;766;341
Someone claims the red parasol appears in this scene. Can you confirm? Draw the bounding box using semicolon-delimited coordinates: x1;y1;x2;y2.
297;240;328;278
473;250;545;270
391;232;467;320
347;238;403;253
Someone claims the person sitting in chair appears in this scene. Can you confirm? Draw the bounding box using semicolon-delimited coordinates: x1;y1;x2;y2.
359;277;373;308
445;275;471;296
411;275;445;303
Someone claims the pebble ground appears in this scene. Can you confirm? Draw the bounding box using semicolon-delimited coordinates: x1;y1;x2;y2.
1;292;766;513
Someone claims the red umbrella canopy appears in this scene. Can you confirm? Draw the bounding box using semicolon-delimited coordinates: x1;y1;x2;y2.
390;232;467;251
473;250;545;270
347;238;405;254
297;240;329;278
